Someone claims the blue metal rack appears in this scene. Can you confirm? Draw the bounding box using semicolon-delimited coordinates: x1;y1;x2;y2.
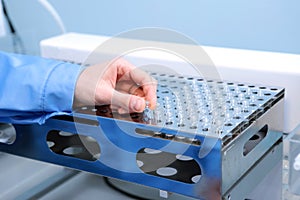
0;75;284;199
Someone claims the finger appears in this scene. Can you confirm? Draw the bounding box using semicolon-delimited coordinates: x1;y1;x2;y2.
112;59;157;108
112;90;146;113
120;70;157;108
115;80;145;97
140;80;157;109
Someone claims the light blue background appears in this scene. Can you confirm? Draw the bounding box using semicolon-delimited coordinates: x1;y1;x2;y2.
0;0;299;55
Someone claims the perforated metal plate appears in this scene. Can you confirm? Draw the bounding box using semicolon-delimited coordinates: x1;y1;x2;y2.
76;73;284;145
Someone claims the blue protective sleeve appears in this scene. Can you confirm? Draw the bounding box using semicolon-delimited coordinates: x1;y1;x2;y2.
0;51;83;124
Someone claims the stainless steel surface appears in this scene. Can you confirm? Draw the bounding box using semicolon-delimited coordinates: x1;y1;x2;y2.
149;73;283;141
108;139;283;200
224;140;282;200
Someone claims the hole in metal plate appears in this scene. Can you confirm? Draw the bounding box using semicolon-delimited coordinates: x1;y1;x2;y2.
136;148;201;184
47;130;101;161
243;124;268;156
0;124;16;145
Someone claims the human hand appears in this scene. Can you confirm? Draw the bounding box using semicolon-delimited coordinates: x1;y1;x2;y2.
73;58;157;113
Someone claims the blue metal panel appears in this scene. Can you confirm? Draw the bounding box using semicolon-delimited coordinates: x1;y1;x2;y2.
0;116;222;199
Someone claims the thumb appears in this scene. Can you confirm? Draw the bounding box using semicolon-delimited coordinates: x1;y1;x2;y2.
112;90;146;113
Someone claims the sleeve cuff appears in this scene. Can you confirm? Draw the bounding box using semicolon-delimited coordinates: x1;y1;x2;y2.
41;62;83;123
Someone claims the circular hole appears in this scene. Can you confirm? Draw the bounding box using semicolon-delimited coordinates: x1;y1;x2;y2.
248;85;255;88
243;109;249;113
250;103;257;107
0;124;16;144
270;88;278;91
178;76;184;79
165;134;175;139
156;167;177;177
178;123;185;127
225;123;233;126
144;148;162;154
160;74;166;76
264;93;271;96
176;154;193;161
187;77;194;80
191;175;201;183
136;160;144;167
188;138;201;144
166;121;173;125
47;141;55;148
63;146;83;155
197;78;203;81
238;84;244;86
259;86;266;89
227;82;234;85
252;91;258;94
190;126;198;129
202;128;209;131
153;132;162;137
162;91;169;94
169;75;175;77
257;98;264;101
59;131;73;136
233;116;241;119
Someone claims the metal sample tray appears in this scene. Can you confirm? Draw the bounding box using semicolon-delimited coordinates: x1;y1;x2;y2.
0;73;284;199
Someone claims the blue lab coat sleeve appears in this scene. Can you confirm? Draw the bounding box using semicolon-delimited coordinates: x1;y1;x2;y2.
0;51;83;124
